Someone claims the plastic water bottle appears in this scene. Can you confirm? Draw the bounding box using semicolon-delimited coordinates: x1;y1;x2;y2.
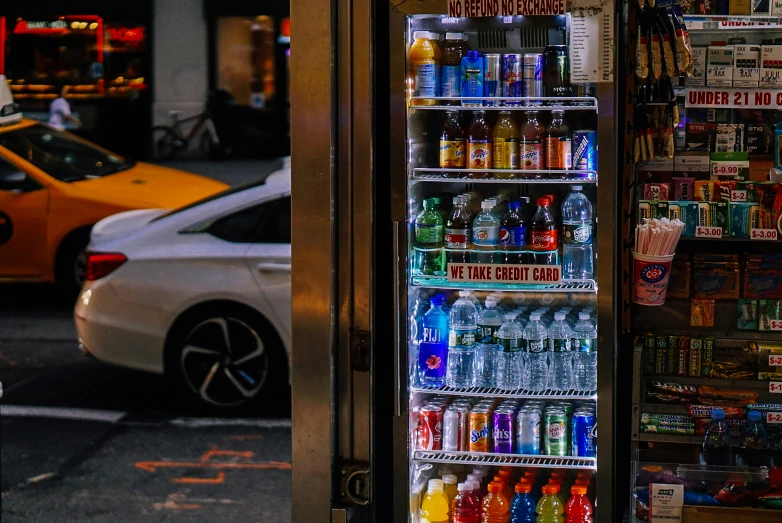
417;295;450;387
523;313;548;391
475;298;502;388
472;200;500;264
572;312;597;392
446;291;477;388
738;410;771;467
496;314;523;391
561;185;593;280
548;312;573;391
510;481;535;523
476;297;502;344
700;407;734;466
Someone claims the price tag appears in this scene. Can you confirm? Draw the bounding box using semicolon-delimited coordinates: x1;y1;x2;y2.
751;228;778;241
711;163;742;177
770;355;782;366
696;226;723;238
767;412;782;424
731;190;747;202
770;320;782;331
770;381;782;393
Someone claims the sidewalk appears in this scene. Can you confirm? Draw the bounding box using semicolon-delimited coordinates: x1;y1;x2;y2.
154;159;285;187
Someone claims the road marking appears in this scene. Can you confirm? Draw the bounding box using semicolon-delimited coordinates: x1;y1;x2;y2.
169;417;291;428
200;449;253;461
0;405;125;423
172;471;226;485
135;460;291;472
26;472;56;484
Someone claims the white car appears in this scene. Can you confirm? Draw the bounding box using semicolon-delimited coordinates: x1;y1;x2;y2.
74;176;291;408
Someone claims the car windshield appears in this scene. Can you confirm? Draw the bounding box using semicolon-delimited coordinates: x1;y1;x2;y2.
151;178;268;222
0;123;135;182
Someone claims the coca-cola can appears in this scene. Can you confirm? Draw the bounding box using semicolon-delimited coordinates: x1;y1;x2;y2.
417;405;443;450
443;404;469;451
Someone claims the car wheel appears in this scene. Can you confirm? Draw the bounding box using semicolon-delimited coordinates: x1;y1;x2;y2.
168;307;286;409
151;126;177;161
56;232;89;295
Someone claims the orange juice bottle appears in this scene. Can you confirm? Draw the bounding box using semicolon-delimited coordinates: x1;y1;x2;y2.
427;32;443;97
410;31;436;106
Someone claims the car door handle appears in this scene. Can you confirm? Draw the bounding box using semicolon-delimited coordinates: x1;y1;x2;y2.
257;263;291;273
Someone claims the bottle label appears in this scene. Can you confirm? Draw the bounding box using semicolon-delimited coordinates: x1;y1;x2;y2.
531;229;558;251
545;137;564;169
420;326;443;344
500;225;526;248
413;63;436;97
468;141;491;169
563;223;592;245
518;338;529;351
442;65;461;97
528;339;545;353
574;338;595;352
497;336;521;352
560;137;573;169
434;65;442;97
492;138;519;169
445;227;472;249
520;142;543;169
473;225;499;247
415;223;443;246
448;328;476;348
440;139;466;168
476;323;499;344
548;338;572;352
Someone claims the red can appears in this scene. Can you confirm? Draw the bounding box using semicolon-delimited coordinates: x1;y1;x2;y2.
417;405;443;450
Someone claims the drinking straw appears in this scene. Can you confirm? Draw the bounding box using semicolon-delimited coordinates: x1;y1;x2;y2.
634;218;684;256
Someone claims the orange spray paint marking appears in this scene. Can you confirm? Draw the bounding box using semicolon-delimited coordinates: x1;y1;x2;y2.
135;461;291;472
172;472;226;485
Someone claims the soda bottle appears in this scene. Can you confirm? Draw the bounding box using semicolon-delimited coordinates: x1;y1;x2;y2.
442;33;471;102
421;479;450;523
536;484;564;523
447;291;478;388
564;486;592;523
497;314;523;391
500;201;527;264
473;200;500;264
493;110;520;174
446;196;472;263
440;111;466;170
547;312;573;391
561;186;593;280
572;312;597;392
700;407;735;466
523;313;549;392
530;198;558;263
426;32;443;97
461;50;484;108
520;111;545;175
468;111;492;178
414;198;445;275
738;410;771;467
510;482;536;523
482;482;510;523
418;295;450;387
452;482;481;523
409;31;436;106
545;111;572;171
443;473;459;507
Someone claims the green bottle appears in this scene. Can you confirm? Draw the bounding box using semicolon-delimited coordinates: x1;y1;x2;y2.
414;198;445;276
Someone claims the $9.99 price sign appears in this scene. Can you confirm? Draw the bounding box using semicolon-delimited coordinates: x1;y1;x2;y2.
770;382;782;393
767;412;782;424
696;226;722;238
751;228;778;241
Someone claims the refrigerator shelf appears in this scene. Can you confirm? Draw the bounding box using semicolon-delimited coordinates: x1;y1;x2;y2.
410;277;597;293
411;169;597;183
413;450;597;470
410;385;596;400
409;96;599;111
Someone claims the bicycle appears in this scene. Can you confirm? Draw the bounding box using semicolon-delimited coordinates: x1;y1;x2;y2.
150;110;221;160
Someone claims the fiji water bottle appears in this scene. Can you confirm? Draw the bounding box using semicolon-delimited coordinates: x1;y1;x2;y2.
417;295;449;387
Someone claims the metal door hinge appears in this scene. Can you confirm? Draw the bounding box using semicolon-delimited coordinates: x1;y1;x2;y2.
340;462;371;506
350;328;371;372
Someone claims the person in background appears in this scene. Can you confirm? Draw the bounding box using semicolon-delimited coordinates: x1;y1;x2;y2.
48;86;82;131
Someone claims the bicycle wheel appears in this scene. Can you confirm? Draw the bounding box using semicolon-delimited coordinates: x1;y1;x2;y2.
151;126;177;161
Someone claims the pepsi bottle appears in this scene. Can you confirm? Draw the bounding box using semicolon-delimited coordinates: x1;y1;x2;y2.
500;201;528;264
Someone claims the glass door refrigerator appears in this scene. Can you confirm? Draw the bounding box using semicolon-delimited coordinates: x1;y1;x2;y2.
389;3;620;522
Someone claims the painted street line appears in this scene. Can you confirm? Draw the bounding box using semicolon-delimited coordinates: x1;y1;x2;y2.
169;417;291;429
0;404;126;423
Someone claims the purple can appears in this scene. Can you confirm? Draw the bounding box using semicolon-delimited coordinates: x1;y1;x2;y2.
492;409;515;453
572;410;597;458
502;54;523;106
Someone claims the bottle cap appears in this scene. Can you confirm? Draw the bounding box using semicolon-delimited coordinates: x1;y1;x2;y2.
748;410;762;422
485;296;497;307
579;312;590;320
413;31;429;39
459;290;471;297
481;201;494;210
536;197;549;206
571;485;587;495
467;50;481;60
572;185;583;190
548;478;563;485
488;482;502;493
509;200;521;210
493;475;505;484
467;480;480;491
453;196;460;204
712;407;725;420
505;313;515;321
428;479;444;492
498;470;511;479
515;482;532;493
575;479;590;487
431;295;444;306
542;485;559;495
554;312;566;321
445;32;463;40
529;313;541;321
467;474;480;483
550;471;565;478
442;474;457;485
457;482;471;492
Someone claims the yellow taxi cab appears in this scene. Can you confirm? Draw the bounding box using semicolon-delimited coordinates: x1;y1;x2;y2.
0;78;228;290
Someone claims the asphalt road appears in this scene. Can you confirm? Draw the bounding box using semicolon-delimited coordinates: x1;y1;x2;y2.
0;159;291;522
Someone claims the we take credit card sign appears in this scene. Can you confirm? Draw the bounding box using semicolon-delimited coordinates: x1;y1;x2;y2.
447;263;562;284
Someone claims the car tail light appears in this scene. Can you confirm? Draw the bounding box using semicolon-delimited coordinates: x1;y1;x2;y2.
85;252;127;281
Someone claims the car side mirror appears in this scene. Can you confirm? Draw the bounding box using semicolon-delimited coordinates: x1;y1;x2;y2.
0;171;35;192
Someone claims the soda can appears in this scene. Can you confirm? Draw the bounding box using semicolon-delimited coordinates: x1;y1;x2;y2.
417;405;443;451
492;409;515;453
522;53;543;99
483;54;502;106
516;408;541;455
468;408;492;452
571;130;597;173
502;54;523;106
544;409;569;456
572;411;597;457
443;404;469;451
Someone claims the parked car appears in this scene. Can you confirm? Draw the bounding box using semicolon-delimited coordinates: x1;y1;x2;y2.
0;82;228;290
74;177;291;408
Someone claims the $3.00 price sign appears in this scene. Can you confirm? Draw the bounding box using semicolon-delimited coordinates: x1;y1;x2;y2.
695;226;722;238
751;228;778;241
770;355;782;366
770;381;782;393
767;412;782;424
769;319;782;331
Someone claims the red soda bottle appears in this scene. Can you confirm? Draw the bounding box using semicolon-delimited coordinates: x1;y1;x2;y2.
564;485;593;523
530;197;558;264
452;482;481;523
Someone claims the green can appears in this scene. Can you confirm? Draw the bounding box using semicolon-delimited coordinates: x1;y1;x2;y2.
544;409;569;456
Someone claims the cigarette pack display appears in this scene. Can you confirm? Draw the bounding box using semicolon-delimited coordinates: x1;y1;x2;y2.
710;201;731;235
716;124;744;152
744;272;782;299
686;47;707;87
673;177;695;200
730;202;753;237
644;183;672;201
687;122;716;150
738;299;759;329
730;0;752;13
759;299;782;331
680;201;699;236
760;45;782;88
707;46;735;87
695;180;716;202
698;201;711;226
732;45;760;87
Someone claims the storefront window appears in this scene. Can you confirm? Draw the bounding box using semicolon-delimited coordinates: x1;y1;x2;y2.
216;16;276;107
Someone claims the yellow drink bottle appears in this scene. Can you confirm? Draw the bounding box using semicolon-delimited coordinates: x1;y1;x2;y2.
409;31;436;106
420;479;450;523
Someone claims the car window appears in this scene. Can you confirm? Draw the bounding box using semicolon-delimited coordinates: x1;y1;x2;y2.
152;178;267;222
0;124;135;182
208;196;291;244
